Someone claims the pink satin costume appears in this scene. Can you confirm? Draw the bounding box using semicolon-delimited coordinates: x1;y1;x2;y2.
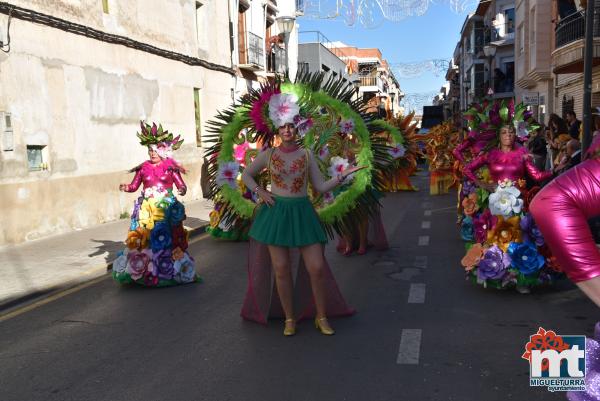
463;146;552;184
123;158;187;193
530;138;600;283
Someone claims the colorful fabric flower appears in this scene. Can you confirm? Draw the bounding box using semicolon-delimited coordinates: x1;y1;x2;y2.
339;119;355;135
520;214;544;247
138;198;165;230
172;224;188;251
329;156;352;184
174;253;196;283
461;216;475;241
172;247;184;261
268;93;299;128
489;185;523;217
461;243;484;271
113;250;128;274
125;228;150;250
150;222;173;252
131;196;143;221
507;242;545;275
167;200;186;226
388;144;406;159
153;249;175;280
234;142;250;163
294;115;313;136
216;161;240;189
250;88;280;135
126;250;152;281
461;180;477;197
477;245;511;281
462;193;479;216
151;143;173;159
473;209;498;244
323;191;335;205
487;215;522;252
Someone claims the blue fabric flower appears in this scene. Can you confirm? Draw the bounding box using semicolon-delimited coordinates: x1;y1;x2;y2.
168;200;186;226
174;253;196;283
507;242;545;275
150;221;173;252
461;216;475;241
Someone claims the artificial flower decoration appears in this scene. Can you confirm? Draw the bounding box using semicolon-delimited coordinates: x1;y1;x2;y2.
477;245;512;281
171;224;188;251
294;114;313;136
323;191;335;205
150;221;173;252
112;250;128;274
250;88;280;135
462;192;479;216
339;119;355;135
174;254;196;283
167;200;186;226
151;143;173;160
507;242;545;276
234;142;250;164
461;216;475;242
126;249;152;281
473;209;498;244
216;161;240;189
137;121;184;150
388;144;406;159
460;180;477;197
153;249;175;280
268;93;300;128
172;246;184;261
487;215;522;252
520;214;544;247
328;156;351;183
126;228;150;250
461;243;484;271
488;184;523;217
318;145;330;161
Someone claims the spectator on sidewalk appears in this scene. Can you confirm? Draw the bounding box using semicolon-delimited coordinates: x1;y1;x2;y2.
528;126;547;171
593;110;600;139
566;110;581;140
553;139;581;175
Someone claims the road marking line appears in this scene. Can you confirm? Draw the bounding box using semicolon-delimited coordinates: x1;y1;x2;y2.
422;202;433;209
424;210;432;217
418;236;429;246
397;329;422;365
0;275;110;323
414;256;428;269
1;233;212;322
408;284;426;304
421;221;431;229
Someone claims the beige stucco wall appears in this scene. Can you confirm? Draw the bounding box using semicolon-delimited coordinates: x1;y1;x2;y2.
0;0;234;245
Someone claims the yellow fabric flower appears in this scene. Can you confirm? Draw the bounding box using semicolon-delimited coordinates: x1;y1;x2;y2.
125;228;150;250
138;198;165;229
487;215;521;252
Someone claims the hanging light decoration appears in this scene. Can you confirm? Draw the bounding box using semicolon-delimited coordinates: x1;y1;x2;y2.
399;91;439;113
391;59;451;79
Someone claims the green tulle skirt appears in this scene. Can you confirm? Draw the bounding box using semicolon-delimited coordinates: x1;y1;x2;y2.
249;196;327;247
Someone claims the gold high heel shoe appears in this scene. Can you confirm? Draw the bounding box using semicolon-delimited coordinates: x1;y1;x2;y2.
283;319;296;336
314;317;335;335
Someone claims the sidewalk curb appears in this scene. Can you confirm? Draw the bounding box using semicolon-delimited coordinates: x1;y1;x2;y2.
0;223;209;317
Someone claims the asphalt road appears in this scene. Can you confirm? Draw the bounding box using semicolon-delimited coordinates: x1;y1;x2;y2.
0;171;597;401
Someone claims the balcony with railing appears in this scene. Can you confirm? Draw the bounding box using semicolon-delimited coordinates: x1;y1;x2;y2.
486;22;515;45
552;4;600;74
239;32;264;71
267;44;286;75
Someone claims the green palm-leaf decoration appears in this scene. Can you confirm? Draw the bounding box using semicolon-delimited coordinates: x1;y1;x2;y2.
204;72;395;238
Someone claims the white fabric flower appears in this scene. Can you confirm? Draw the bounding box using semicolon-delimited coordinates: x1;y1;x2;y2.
150;143;173;159
329;156;353;184
388;144;406;159
489;185;523;217
216;161;240;189
268;93;300;128
174;254;196;283
112;250;128;274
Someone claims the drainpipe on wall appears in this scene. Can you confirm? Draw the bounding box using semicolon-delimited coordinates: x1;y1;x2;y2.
230;0;239;104
582;0;596;155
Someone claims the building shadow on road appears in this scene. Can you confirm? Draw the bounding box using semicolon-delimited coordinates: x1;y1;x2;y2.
89;239;124;269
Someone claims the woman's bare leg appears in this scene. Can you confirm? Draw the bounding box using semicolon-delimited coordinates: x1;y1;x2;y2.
267;245;294;320
299;243;327;318
577;277;600;308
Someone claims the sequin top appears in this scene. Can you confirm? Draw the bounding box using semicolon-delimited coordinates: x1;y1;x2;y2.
242;147;341;197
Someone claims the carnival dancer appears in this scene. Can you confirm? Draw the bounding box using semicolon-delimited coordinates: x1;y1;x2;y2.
113;122;198;286
241;93;364;336
530;135;600;306
460;119;558;293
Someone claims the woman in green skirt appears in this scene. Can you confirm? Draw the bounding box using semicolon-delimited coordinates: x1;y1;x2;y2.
242;93;363;336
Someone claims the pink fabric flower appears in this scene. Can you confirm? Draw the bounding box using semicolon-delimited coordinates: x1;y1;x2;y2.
473;209;498;244
339;119;355;135
126;249;152;281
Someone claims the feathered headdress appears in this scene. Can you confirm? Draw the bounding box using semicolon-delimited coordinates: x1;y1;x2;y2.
136;121;184;158
463;99;537;137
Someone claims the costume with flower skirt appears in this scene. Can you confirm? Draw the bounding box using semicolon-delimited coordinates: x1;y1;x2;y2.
382;114;420;192
424;121;460;195
458;101;561;290
204;74;398;324
112;122;199;286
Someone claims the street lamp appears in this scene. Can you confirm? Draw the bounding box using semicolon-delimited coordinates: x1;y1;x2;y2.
276;16;296;74
483;44;497;95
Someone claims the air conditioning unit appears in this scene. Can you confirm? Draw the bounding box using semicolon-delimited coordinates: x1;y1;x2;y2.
1;112;13;151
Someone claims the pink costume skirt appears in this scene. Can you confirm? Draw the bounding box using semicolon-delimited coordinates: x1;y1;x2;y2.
240;239;356;324
530;158;600;283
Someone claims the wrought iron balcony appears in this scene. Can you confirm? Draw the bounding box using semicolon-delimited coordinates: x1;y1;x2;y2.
267;44;286;75
239;32;264;71
555;5;600;49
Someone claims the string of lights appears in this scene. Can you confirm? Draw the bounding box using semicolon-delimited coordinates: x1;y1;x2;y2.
390;59;451;79
399;91;439;113
299;0;476;28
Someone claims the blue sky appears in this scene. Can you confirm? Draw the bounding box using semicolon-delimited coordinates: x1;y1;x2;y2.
296;2;475;111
